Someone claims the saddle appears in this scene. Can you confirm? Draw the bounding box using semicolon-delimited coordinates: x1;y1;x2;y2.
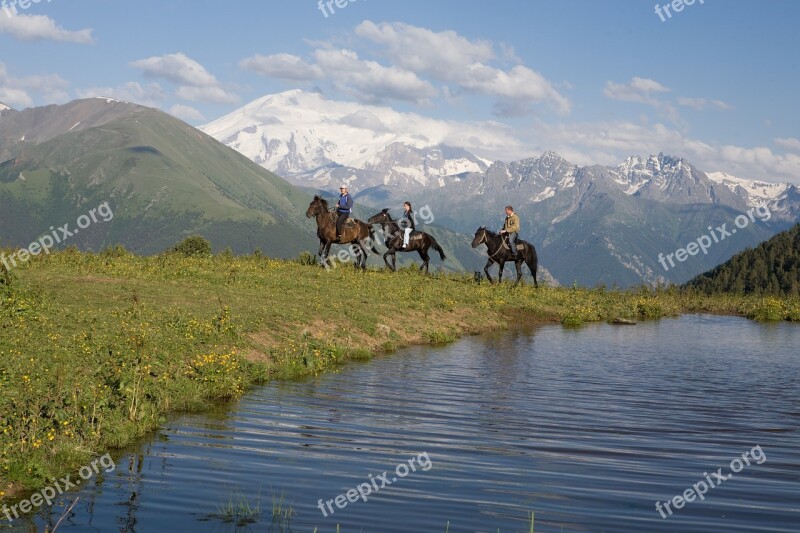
502;238;526;251
330;213;357;228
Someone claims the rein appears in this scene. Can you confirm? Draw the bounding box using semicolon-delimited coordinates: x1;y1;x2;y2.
483;231;515;260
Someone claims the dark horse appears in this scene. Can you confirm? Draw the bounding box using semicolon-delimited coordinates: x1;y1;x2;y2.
306;196;379;269
471;227;538;286
367;209;446;273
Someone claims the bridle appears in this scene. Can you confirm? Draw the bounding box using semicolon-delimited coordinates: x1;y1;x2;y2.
479;228;511;260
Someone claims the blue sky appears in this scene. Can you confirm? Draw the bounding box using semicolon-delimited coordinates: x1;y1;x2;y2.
1;0;798;182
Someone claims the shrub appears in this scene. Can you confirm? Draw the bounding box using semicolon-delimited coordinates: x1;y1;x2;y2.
0;261;13;293
172;235;211;257
296;251;317;266
100;244;129;258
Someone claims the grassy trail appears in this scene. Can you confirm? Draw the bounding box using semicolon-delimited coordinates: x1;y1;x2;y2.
1;249;798;499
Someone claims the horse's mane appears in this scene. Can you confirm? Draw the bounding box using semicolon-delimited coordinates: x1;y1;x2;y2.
479;226;499;238
313;195;329;209
380;208;395;221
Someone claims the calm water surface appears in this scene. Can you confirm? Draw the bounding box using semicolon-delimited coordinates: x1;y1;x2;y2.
15;315;800;532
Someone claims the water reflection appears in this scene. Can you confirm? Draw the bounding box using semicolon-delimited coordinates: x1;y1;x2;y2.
12;315;799;532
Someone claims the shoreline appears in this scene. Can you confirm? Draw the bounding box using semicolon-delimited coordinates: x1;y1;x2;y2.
1;250;798;503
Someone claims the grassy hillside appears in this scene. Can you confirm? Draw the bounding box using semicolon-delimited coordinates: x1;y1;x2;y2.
2;248;799;503
0;101;318;256
685;223;800;296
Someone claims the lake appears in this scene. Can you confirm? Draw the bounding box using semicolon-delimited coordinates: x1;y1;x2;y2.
16;315;800;532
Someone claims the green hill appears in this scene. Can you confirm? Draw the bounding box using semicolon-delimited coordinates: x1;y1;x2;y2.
0;99;322;257
684;223;800;296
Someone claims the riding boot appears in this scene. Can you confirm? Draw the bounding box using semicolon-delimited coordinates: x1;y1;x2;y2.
507;237;517;259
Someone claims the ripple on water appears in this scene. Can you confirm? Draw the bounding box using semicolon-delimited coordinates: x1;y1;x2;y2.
30;315;800;532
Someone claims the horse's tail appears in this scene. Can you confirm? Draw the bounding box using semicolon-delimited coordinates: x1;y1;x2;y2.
525;242;539;286
430;235;447;261
368;227;380;254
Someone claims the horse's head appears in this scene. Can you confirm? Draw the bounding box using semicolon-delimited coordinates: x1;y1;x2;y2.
471;226;488;248
367;208;392;225
306;195;328;218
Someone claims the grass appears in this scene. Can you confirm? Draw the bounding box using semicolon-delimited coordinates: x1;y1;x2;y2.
1;248;798;503
214;489;262;527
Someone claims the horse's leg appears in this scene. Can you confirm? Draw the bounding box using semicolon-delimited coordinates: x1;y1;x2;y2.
418;249;430;274
357;242;368;270
318;239;326;264
483;258;495;284
514;259;523;286
525;247;538;288
323;241;334;269
497;260;505;283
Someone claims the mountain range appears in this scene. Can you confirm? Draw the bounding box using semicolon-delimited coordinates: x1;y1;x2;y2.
2;93;796;287
202;90;799;286
0;98;482;273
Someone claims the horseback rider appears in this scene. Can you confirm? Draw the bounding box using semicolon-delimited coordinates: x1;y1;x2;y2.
335;184;353;240
499;205;520;259
399;201;415;248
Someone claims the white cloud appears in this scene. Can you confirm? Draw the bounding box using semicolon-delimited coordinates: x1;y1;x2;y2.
526;118;800;183
76;82;166;108
337;110;392;132
313;48;437;105
248;22;568;113
354;21;569;114
0;62;70;108
0;14;94;44
462;63;570;115
131;53;219;87
603;77;688;126
604;77;670;105
354;21;494;80
677;97;732;111
175;85;239;105
240;53;322;81
131;53;239;104
0;86;31;108
169;104;204;122
775;137;800;153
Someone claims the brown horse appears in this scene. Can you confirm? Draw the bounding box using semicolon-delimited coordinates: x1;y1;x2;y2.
306;195;379;270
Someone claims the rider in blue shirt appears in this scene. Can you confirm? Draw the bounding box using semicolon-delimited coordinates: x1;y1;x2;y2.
335;184;353;240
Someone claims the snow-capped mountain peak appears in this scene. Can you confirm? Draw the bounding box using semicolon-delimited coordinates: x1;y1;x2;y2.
203;90;796;220
201;89;493;193
201;90;432;176
706;171;789;206
0;102;12;116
